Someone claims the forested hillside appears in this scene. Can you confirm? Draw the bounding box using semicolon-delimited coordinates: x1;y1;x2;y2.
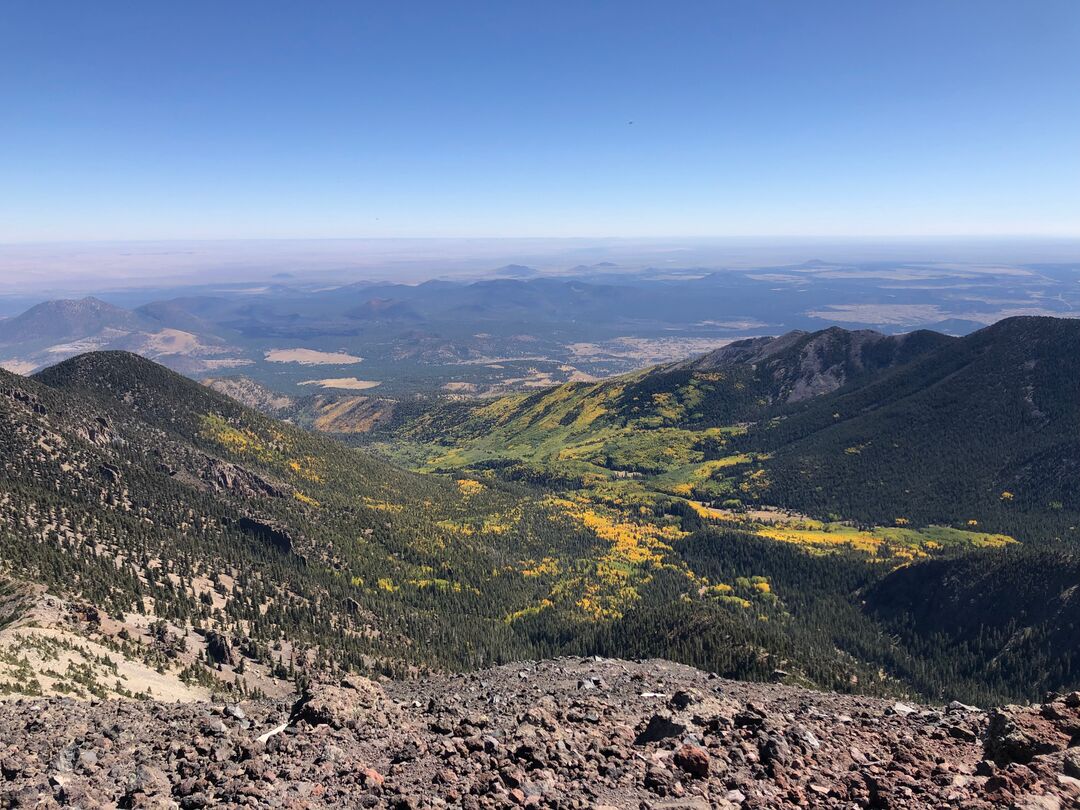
355;316;1080;702
2;322;1079;704
0;352;893;699
369;317;1079;536
751;317;1080;533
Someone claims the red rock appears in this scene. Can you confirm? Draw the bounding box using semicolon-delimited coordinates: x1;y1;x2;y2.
360;767;384;789
673;744;710;778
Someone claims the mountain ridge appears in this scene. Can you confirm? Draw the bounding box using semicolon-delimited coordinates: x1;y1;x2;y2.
0;296;150;344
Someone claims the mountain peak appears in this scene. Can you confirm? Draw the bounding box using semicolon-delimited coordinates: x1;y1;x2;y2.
0;296;147;345
680;325;953;403
34;350;245;432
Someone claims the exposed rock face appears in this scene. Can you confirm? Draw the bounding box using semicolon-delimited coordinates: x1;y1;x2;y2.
291;676;401;730
683;327;951;403
202;457;289;498
0;658;1077;808
205;630;234;665
236;516;295;554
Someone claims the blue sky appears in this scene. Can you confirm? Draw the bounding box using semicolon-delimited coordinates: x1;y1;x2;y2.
1;1;1078;241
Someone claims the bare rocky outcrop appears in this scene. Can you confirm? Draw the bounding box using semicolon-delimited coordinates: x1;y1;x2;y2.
682;327;950;403
236;516;296;554
1;657;1078;808
201;456;290;498
204;629;235;666
291;676;402;731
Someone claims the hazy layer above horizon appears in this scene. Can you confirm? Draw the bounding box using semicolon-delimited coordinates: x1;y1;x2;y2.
3;237;1080;297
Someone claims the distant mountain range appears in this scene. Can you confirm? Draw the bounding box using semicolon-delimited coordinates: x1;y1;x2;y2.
2;259;1077;394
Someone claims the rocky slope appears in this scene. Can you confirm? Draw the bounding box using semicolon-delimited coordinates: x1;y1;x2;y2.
679;326;952;403
203;375;396;434
2;657;1078;809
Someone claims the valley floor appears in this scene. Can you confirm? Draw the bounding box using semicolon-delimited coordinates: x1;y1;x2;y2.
1;657;1077;809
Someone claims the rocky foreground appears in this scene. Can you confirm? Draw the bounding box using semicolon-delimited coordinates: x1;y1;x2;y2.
2;658;1079;809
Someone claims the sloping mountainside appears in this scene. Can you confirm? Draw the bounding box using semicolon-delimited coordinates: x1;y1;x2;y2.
369;325;953;477
865;546;1080;701
372;317;1078;538
0;351;929;703
203;375;397;433
752;316;1080;531
362;317;1080;702
3;348;1075;707
0;296;149;344
5;657;1080;808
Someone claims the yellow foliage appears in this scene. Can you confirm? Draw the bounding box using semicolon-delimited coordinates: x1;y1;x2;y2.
738;468;771;496
504;599;554;624
456;478;485;496
705;583;734;595
543;497;689;621
522;557;560;578
362;497;404;513
287;456;323;482
686;501;724;519
436;519;475;537
293;491;320;507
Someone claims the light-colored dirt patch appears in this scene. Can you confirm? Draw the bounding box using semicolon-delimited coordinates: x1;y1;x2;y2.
502;373;557;388
300;377;381;390
200;358;254;369
0;625;208;702
143;328;201;354
690;502;815;524
451;355;549;366
0;588;295;702
192;575;228;611
442;382;479;393
806;304;946;325
567;337;742;366
0;359;37;375
265;348;363;365
557;365;601;383
45;337;109;355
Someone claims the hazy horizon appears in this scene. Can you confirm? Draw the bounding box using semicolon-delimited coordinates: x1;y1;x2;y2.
3;235;1080;300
